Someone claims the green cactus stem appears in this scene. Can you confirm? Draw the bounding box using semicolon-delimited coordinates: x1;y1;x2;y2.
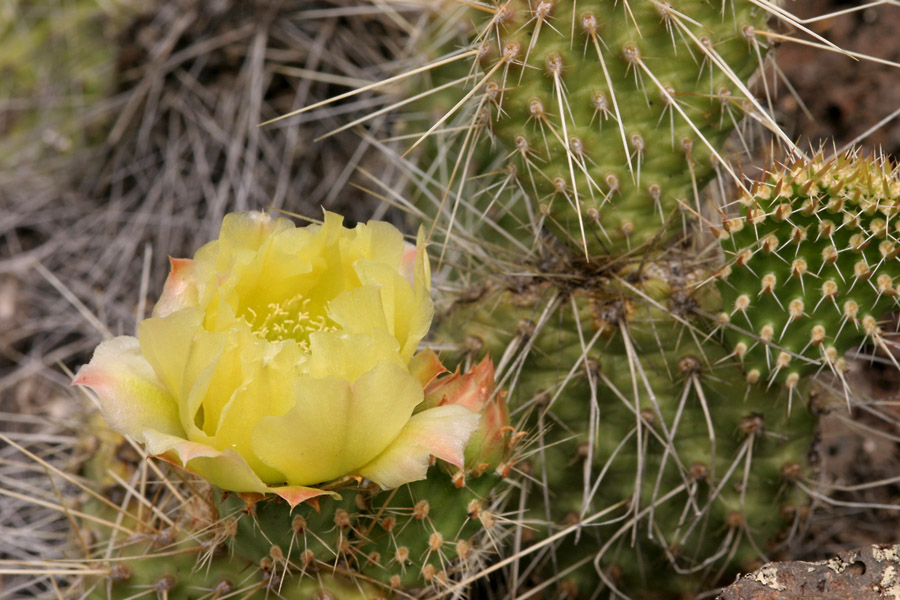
434;257;817;597
414;0;774;257
714;152;900;395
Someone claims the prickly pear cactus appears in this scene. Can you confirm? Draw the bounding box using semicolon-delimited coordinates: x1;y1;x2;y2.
69;211;521;600
435;257;817;597
715;153;900;391
372;1;900;594
417;0;773;256
78;419;509;599
52;1;900;598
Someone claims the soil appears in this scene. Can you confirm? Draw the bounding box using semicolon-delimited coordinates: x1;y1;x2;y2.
775;0;900;157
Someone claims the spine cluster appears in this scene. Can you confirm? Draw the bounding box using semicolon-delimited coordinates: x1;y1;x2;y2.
715;154;900;393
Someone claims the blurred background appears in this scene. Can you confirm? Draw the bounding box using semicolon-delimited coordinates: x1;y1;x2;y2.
0;0;898;597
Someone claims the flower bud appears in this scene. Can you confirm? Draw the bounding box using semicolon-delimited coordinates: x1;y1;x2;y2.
422;356;511;477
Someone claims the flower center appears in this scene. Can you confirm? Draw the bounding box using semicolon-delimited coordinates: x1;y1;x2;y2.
242;294;336;350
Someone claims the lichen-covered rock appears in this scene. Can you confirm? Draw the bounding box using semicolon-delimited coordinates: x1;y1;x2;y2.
718;544;900;600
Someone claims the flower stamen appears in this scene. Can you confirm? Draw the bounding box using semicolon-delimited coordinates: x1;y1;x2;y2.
243;295;336;350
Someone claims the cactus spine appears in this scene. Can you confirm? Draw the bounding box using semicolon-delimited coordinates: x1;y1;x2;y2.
435;257;817;596
75;402;515;599
359;0;900;597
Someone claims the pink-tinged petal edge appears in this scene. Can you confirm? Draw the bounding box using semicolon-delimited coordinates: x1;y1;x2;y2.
409;348;448;388
144;431;338;509
269;485;337;511
71;336;181;443
153;257;198;318
400;242;418;287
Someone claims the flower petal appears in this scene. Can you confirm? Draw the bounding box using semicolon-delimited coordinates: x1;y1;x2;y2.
412;226;431;292
72;336;181;444
144;429;271;494
356;404;480;489
144;430;337;507
326;285;390;339
352;219;405;268
179;328;236;441
399;242;419;287
79;210;443;500
307;329;403;381
153;258;199;318
409;348;448;388
354;260;433;361
425;356;495;412
191;212;295;306
252;361;422;486
210;337;301;484
137;308;204;397
464;392;511;470
269;485;339;510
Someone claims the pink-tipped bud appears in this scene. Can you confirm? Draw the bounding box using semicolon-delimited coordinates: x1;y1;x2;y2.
423;358;512;477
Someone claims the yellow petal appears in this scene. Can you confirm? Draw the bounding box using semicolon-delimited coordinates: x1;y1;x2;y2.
72;336;181;444
205;211;294;272
143;430;337;506
356;405;480;489
301;213;360;301
192;212;295;315
411;226;431;292
358;265;432;359
326;284;390;338
353;260;432;361
141;429;267;492
210;338;301;484
252;361;422;486
180;328;238;440
229;230;325;327
137;308;204;397
79;210;441;498
351;219;405;267
307;329;403;381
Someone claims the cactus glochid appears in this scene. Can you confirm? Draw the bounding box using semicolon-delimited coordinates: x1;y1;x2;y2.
387;0;781;259
454;0;770;254
434;258;818;596
326;0;899;596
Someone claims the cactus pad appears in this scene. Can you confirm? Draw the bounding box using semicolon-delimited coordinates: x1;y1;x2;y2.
715;153;900;394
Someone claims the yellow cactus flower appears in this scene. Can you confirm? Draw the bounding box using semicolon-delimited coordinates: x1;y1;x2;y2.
73;211;479;507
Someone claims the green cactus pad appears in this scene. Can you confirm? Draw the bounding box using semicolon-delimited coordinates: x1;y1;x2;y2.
422;0;771;256
715;153;900;390
435;260;817;596
76;417;512;599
